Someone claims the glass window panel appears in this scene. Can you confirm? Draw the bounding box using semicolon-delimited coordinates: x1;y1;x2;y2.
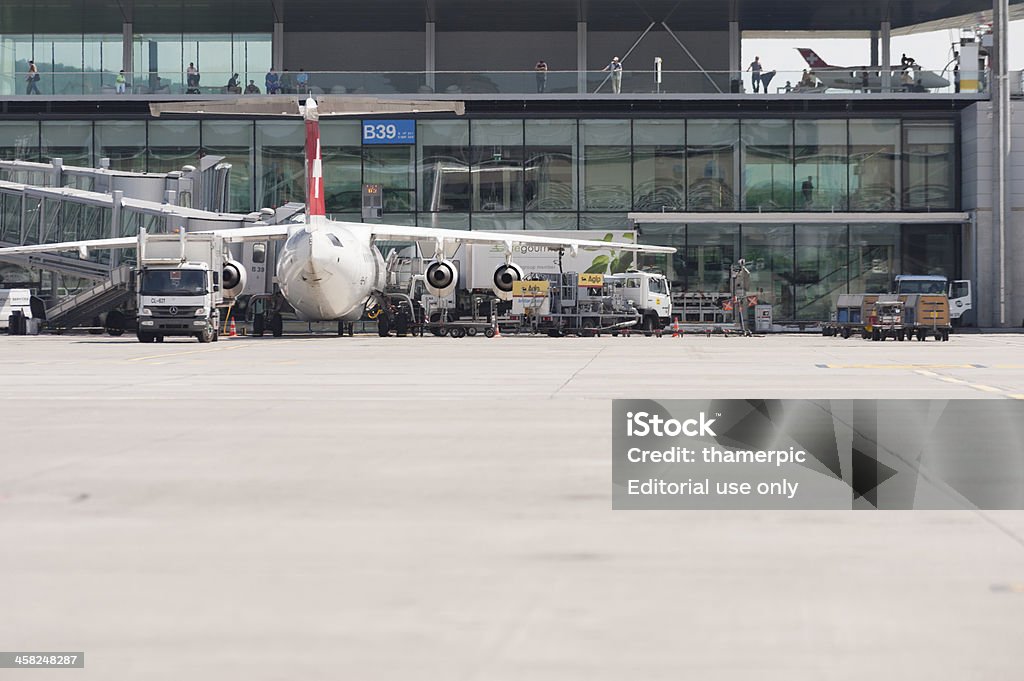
202;120;254;212
321;121;362;214
633;120;685;211
417;213;469;229
581;120;630;211
95;121;146;172
134;34;183;94
471;120;524;213
795;225;848;321
687;121;737;211
901;225;959;277
471;214;524;231
81;34;122;94
525;213;578;230
850;120;899;211
742;224;795;318
41;121;93;167
0;122;40;161
579;213;629;230
636;223;684;286
33;35;84;96
525;120;577;211
684;224;738;294
419;120;470;212
148;120;200;173
1;36;35;96
849;224;899;293
23;197;42;245
742;120;794;211
364;146;416;213
903;122;955;210
256;121;305;209
184;34;232;91
795;120;848;211
234;34;272;88
2;193;23;242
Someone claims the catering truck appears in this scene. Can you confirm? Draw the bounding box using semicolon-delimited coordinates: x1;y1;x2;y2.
135;229;247;343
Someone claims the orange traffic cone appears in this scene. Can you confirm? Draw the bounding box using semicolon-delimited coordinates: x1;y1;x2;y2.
672;320;680;338
229;318;237;337
493;324;501;338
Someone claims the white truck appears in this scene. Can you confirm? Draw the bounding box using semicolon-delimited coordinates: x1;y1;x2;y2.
892;275;972;326
1;288;34;333
135;229;247;343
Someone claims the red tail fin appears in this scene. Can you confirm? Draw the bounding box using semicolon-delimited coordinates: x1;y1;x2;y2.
304;97;325;219
797;48;830;69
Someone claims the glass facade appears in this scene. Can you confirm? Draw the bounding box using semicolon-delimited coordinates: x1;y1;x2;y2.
0;115;962;320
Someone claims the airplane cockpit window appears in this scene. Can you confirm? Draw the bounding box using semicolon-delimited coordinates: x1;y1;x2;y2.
327;234;344;248
284;230;305;251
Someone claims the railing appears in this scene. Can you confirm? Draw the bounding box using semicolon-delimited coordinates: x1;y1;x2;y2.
0;68;988;98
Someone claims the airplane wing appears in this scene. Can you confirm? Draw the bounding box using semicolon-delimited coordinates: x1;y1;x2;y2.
359;222;676;254
0;236;138;256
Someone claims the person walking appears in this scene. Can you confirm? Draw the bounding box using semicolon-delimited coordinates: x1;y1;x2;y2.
535;60;548;93
747;56;763;93
115;69;126;94
603;56;623;94
26;60;41;95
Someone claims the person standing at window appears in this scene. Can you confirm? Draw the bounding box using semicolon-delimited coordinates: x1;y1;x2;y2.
747;56;763;93
535;60;548;93
26;60;41;95
115;69;126;94
603;56;623;94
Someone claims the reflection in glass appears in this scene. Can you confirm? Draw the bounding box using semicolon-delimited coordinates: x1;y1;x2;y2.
795;225;848;320
365;146;416;213
0;122;40;161
902;225;959;277
471;213;524;231
903;123;955;210
742;224;794;318
684;224;738;293
470;120;523;213
849;224;899;293
525;213;578;230
41;121;92;167
256;121;304;209
202;120;254;212
525;120;577;211
795;120;848;211
742;120;794;210
849;120;899;211
321;121;361;214
687;121;736;210
581;120;631;210
633;121;685;211
148;120;200;173
95;121;146;172
419;121;470;212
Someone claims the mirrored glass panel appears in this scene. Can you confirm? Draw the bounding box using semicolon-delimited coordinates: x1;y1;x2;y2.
687;121;737;211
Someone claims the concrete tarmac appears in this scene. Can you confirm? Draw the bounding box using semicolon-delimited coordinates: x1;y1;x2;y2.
2;332;1024;680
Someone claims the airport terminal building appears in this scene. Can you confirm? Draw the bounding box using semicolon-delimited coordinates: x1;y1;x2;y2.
0;0;1021;326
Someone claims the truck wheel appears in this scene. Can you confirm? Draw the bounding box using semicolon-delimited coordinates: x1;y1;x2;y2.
934;332;942;341
642;314;657;336
271;312;283;338
466;326;478;337
136;332;155;343
106;310;126;336
942;329;950;342
896;330;904;341
841;327;851;339
156;335;165;343
212;327;219;342
484;328;495;338
871;328;880;341
450;327;466;338
197;326;213;343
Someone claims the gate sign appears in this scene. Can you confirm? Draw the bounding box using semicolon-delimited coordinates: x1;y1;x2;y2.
362;120;415;145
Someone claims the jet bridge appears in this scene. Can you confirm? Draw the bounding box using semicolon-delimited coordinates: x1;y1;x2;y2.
0;158;303;330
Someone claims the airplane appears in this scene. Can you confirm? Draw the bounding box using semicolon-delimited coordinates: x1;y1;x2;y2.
796;48;950;92
0;96;675;329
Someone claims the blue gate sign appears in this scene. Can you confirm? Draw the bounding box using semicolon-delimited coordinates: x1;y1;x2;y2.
362;120;415;145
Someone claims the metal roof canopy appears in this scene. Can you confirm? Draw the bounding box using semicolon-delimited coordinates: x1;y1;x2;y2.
628;212;971;225
1;0;1020;33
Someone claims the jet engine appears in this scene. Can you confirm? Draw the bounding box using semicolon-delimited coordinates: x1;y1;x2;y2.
491;262;524;300
424;258;459;297
222;259;248;299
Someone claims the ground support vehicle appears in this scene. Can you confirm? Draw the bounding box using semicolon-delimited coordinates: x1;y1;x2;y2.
866;296;905;341
135;229;246;343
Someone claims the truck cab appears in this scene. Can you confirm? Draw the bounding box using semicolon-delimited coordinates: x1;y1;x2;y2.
137;263;220;343
893;275;972;324
606;271;672;332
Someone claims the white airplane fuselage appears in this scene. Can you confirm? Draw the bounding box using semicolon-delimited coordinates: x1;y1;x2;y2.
814;68;949;91
276;218;386;321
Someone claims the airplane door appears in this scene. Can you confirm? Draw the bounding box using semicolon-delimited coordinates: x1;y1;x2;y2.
243;242;270;295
